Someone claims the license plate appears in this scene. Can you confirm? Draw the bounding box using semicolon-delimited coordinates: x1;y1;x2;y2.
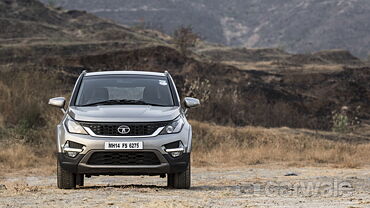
104;142;143;150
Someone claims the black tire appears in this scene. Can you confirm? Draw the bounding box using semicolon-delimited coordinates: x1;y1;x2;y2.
76;174;84;187
57;159;76;189
167;173;175;188
173;161;191;189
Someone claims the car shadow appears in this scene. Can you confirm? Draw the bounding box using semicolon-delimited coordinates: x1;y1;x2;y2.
78;184;167;190
191;185;242;191
78;184;241;191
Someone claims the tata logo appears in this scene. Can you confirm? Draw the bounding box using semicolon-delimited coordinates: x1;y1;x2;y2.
117;125;130;135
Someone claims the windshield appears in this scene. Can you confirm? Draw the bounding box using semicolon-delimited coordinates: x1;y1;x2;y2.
75;75;174;107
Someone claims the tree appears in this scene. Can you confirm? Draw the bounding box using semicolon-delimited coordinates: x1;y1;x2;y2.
173;25;199;56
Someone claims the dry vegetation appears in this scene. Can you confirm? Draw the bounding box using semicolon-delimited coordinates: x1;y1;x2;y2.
0;0;370;176
1;119;370;173
0;65;370;174
0;68;66;172
191;121;370;168
173;25;199;56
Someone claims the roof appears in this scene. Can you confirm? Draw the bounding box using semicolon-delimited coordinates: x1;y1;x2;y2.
85;71;166;77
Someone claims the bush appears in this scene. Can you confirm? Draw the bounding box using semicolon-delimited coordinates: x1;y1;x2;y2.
173;26;199;56
182;78;211;103
332;106;361;133
0;67;71;144
332;112;350;133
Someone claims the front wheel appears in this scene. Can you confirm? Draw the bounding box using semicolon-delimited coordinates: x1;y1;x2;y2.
57;159;76;189
167;161;191;189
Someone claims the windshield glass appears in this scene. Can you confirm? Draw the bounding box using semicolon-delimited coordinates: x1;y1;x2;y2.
75;75;174;106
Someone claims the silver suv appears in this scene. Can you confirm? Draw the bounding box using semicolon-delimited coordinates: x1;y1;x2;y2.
48;71;200;189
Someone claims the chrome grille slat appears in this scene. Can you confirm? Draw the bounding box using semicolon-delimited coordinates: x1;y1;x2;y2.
80;121;168;136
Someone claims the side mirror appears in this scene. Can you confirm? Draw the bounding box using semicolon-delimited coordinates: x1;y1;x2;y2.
183;97;200;108
48;97;66;113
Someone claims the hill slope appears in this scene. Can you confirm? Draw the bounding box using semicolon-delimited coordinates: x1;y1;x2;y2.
47;0;370;58
0;0;167;45
0;0;369;132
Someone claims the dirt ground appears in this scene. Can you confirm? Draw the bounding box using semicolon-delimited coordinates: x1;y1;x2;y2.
1;165;370;208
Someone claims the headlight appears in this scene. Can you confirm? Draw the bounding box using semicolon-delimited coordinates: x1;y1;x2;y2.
64;116;88;135
160;116;185;135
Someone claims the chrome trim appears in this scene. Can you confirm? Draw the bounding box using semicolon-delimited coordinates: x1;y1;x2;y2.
63;147;84;153
165;147;185;153
83;127;165;138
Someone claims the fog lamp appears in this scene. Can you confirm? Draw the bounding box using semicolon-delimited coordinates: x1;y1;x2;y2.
165;147;185;158
62;141;85;158
66;151;79;158
170;151;183;158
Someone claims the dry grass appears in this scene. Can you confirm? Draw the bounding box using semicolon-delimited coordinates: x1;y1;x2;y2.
221;61;276;71
0;68;369;174
302;64;344;72
1;120;370;174
221;60;345;73
0;68;65;174
0;142;54;171
0;143;37;169
191;120;370;168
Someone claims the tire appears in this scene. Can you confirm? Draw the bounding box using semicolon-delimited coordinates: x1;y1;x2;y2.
76;174;84;187
167;173;175;188
57;159;76;189
172;161;191;189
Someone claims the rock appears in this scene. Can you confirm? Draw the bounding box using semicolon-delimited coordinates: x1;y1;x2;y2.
284;172;298;176
0;184;7;190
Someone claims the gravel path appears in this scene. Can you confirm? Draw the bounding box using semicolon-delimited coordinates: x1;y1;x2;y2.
1;166;370;208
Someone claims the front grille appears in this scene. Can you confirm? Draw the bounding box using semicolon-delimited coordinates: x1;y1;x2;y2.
87;152;161;165
81;121;168;136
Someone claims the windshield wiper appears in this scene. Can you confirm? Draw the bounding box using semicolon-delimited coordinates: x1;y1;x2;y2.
79;99;169;107
121;100;168;106
79;99;123;106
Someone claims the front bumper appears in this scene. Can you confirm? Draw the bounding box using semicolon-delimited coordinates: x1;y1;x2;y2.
56;118;192;176
57;151;190;175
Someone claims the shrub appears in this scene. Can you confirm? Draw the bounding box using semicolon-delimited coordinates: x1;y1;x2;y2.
332;112;350;133
173;26;199;56
0;67;71;145
183;78;211;103
332;106;361;133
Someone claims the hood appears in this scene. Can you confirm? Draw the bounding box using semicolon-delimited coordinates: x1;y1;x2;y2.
68;105;180;122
